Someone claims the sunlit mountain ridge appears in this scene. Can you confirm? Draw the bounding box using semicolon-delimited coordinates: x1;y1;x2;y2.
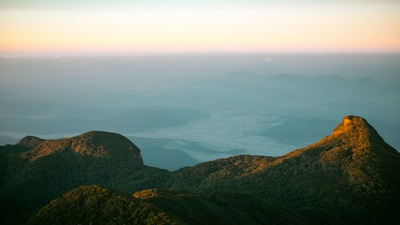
0;115;399;224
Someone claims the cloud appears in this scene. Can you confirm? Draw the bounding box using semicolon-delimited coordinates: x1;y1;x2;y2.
132;111;297;161
264;58;273;62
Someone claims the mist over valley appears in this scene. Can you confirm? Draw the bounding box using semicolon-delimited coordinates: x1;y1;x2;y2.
1;52;399;170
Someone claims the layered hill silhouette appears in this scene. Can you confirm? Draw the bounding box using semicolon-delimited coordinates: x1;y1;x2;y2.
164;116;400;224
30;186;308;225
0;131;169;225
0;116;399;225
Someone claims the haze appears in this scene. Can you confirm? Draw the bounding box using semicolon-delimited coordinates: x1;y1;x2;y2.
1;53;399;170
1;1;400;170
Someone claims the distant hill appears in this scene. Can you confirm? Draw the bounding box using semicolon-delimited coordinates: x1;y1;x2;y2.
1;116;399;225
17;136;45;148
20;131;144;162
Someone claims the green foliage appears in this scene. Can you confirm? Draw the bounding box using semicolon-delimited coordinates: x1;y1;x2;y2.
31;187;309;225
0;133;169;224
162;116;400;225
29;185;178;225
1;116;400;225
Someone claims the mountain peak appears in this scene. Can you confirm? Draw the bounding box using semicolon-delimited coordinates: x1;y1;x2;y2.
17;136;45;148
21;131;144;164
333;115;374;134
70;131;143;161
330;115;385;145
295;115;400;161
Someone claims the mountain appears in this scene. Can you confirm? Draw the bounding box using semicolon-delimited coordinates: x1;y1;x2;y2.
0;131;169;225
1;116;399;225
29;185;180;225
19;131;144;162
16;136;45;148
30;185;308;225
164;116;400;224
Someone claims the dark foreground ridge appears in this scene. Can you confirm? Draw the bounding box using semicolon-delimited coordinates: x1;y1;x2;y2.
0;116;399;225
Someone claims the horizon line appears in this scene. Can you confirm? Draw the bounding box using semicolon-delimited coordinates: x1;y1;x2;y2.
2;49;400;58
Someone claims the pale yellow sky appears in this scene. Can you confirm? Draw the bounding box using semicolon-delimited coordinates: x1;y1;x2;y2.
1;2;399;53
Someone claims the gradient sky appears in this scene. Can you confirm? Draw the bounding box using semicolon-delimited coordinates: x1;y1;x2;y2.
1;0;399;53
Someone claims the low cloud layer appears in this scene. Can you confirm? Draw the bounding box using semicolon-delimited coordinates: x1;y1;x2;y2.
132;112;296;162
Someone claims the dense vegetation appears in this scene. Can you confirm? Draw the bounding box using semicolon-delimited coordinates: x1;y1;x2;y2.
164;116;400;224
0;131;169;224
31;186;309;225
29;185;178;225
1;116;399;225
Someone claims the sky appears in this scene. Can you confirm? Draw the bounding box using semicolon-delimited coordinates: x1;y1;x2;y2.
0;0;399;53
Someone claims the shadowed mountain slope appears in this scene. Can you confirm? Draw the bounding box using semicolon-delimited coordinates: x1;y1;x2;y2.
29;185;180;225
164;116;400;224
30;185;309;225
0;131;169;225
0;116;399;225
17;136;45;148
